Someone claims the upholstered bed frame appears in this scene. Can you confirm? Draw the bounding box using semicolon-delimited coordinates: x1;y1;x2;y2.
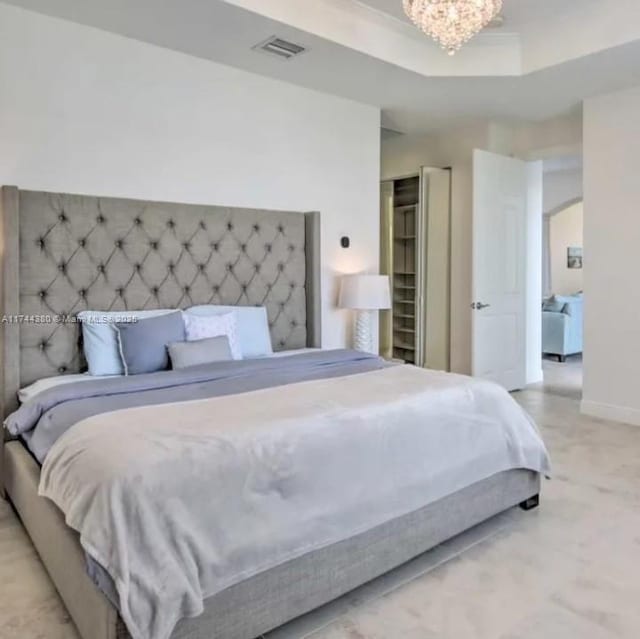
0;186;321;416
1;185;540;639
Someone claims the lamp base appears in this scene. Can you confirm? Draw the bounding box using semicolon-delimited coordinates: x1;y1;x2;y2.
353;310;374;353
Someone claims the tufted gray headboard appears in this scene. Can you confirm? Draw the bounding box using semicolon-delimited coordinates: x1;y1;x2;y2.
0;186;321;418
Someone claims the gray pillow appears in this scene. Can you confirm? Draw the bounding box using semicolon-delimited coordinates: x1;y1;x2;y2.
115;311;185;375
168;336;233;370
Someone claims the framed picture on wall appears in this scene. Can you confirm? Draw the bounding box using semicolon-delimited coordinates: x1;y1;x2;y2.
567;247;583;269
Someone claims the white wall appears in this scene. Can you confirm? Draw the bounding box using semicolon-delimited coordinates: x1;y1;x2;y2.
0;4;381;349
582;85;640;426
549;202;584;295
488;113;583;161
543;168;583;215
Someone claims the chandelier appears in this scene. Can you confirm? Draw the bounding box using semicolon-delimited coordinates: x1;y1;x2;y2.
403;0;503;55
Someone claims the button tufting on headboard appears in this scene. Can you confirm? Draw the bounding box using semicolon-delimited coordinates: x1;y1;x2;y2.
4;189;319;392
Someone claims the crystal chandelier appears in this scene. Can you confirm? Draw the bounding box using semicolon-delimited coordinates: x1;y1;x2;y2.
403;0;503;55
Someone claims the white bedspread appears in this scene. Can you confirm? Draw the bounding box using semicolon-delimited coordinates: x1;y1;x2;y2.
39;365;550;639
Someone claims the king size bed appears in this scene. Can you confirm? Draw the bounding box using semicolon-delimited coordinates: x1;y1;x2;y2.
0;186;550;639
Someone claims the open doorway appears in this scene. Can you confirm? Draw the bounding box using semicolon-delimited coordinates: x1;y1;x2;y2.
540;157;583;399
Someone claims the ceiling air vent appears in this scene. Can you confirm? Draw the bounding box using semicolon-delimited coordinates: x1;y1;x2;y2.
253;36;308;60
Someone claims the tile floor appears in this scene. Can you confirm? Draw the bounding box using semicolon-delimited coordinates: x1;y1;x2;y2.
2;356;640;639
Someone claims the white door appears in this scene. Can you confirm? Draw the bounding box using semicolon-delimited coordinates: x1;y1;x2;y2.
472;149;528;391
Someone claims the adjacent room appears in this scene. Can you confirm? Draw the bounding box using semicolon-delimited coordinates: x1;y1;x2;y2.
540;156;584;399
1;2;639;639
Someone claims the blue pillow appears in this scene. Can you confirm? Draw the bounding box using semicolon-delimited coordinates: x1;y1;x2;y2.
115;312;186;375
186;305;273;358
78;309;177;375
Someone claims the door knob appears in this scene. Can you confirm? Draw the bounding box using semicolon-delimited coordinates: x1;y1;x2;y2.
471;302;491;310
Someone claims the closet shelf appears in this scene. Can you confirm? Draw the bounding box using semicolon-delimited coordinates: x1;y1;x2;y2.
382;174;424;366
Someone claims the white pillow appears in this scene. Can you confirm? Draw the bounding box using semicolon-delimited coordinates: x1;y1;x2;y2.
183;312;242;359
187;305;273;358
78;309;176;376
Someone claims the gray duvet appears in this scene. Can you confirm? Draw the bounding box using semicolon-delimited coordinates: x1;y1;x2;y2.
6;350;389;462
5;350;550;639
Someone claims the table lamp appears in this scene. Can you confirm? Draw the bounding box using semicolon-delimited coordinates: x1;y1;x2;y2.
338;274;391;353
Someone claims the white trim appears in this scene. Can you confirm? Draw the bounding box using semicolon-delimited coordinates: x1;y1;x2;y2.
581;399;640;427
114;327;129;377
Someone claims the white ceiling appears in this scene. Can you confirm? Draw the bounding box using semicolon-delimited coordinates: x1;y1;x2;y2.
348;0;640;72
5;0;640;134
353;0;416;23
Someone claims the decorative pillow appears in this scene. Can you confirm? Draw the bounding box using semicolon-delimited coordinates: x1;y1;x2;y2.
78;309;176;376
168;336;233;370
115;312;185;375
187;305;272;358
542;296;565;313
183;311;242;359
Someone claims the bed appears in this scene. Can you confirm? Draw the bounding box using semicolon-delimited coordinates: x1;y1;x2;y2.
1;186;549;639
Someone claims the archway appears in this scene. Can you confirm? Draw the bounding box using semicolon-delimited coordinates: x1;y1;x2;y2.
543;197;584;297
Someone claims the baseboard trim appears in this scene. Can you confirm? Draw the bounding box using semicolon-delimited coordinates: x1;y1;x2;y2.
581;399;640;427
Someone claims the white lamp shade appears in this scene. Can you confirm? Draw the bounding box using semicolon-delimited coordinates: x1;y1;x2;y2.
338;274;391;310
